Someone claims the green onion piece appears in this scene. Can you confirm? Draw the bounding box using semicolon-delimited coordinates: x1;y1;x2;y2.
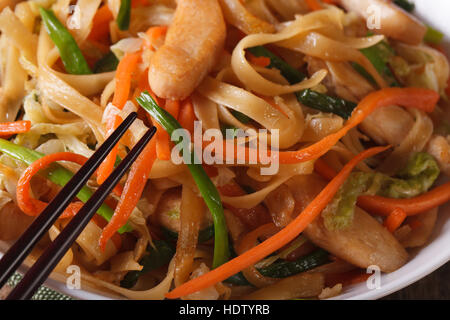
231;110;252;124
120;240;175;288
258;249;330;278
248;46;357;119
424;26;444;45
162;225;215;243
298;89;357;119
39;8;92;75
137;92;230;268
393;0;415;12
0;138;132;233
117;0;131;31
359;41;400;87
94;51;119;73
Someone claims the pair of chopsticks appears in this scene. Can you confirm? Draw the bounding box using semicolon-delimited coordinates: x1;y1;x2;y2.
0;112;156;300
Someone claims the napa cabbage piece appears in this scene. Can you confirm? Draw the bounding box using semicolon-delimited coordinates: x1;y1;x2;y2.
322;152;440;230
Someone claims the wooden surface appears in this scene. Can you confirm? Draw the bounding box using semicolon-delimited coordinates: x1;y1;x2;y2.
383;262;450;299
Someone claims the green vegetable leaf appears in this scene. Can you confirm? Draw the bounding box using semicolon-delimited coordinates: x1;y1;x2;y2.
323;152;440;230
94;51;119;73
393;0;415;12
120;240;175;288
247;46;357;119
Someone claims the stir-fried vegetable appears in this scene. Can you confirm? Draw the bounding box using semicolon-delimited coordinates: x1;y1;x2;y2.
0;138;132;232
117;0;132;31
0;121;31;137
94;51;119;73
137;91;230;268
383;208;407;232
120;240;175;288
39;8;92;75
165;146;388;299
358;181;450;217
393;0;415;12
247;46;357;119
99;137;157;250
322;152;440;230
355;39;400;87
297;89;357;119
424;26;444;45
258;249;329;278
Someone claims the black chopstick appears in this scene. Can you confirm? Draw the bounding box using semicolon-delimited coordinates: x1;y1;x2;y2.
6;126;156;300
0;112;138;289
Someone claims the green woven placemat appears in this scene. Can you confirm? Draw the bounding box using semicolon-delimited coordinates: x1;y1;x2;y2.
7;272;73;300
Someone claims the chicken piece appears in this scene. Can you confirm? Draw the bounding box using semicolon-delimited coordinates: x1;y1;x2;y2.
154;188;211;233
339;0;426;45
286;174;408;273
148;0;226;100
359;105;415;146
426;135;450;176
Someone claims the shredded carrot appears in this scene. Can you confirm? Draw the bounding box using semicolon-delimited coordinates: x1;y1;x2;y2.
0;120;31;137
314;158;338;181
216;88;438;165
87;5;113;44
322;0;337;4
305;0;323;11
358;181;450;217
99;138;157;250
178;98;196;135
165;146;389;299
383;208;407;232
16;152;88;219
97;52;141;185
145;26;168;51
155;99;180;160
112;52;141;109
248;54;271;68
92;214;122;250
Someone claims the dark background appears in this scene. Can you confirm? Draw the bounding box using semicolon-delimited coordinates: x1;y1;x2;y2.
384;262;449;299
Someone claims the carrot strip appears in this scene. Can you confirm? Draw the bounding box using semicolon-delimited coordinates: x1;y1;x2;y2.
112;52;141;109
357;182;450;216
383;208;407;232
87;5;113;43
92;214;122;250
97;52;141;185
217;88;438;165
156;99;180;160
99;138;157;250
16;152;88;219
248;54;271;68
0;121;31;137
178;98;196;135
305;0;323;11
165;146;389;299
314;158;338;181
145;26;168;51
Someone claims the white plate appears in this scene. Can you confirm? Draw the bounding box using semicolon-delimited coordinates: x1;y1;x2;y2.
1;0;449;300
